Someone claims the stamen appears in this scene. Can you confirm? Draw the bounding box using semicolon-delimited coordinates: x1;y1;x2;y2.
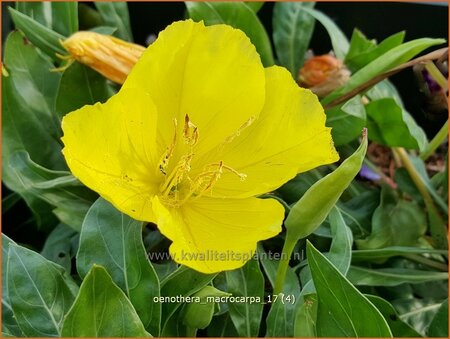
183;114;199;146
222;116;256;144
158;118;178;175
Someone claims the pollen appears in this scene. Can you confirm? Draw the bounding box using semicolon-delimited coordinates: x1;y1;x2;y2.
158;115;246;207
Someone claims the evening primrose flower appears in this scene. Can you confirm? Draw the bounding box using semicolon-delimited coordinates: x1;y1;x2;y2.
61;20;339;273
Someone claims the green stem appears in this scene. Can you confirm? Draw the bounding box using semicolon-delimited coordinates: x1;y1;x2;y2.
273;235;297;295
424;62;448;91
403;254;448;272
185;326;197;338
394;147;448;249
420;120;448;160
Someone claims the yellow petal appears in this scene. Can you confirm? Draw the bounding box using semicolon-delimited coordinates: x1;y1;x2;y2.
122;20;265;156
61;88;160;221
152;196;283;273
201;65;339;198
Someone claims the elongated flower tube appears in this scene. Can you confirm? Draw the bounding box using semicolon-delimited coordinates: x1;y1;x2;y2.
61;20;339;273
61;31;145;84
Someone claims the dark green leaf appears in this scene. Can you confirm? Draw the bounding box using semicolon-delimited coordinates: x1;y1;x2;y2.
272;2;316;76
77;198;161;335
285;132;367;241
1;235;23;337
393;297;444;336
94;2;132;41
259;246;300;337
41;224;78;272
323;37;445;105
207;313;238;337
226;259;264;337
5;151;95;231
89;25;118;35
326;95;366;145
161;266;215;335
15;2;78;36
61;265;148;337
348;266;448;286
307;242;392;337
356;185;427;249
352;246;448;262
8;8;66;59
366;295;422;337
366;98;428;151
427;299;448;337
186;1;274;66
300;6;349;59
327;207;353;275
244;2;264;13
345;30;405;71
56;62;112;119
7;242;78;337
2;31;63;169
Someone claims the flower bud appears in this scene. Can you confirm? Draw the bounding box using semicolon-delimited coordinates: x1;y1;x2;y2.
61;31;145;84
298;54;351;97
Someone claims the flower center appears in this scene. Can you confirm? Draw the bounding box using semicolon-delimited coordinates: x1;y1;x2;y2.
157;115;246;207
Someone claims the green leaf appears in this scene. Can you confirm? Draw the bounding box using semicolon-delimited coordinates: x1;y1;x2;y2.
393;297;444;336
352;246;448;262
259;246;300;337
226;259;264;337
161;266;215;335
427;299;448;337
15;1;78;36
300;6;349;60
326;94;366;145
56;62;112;119
2;31;63;169
8;8;66;59
207;313;238;337
1;235;23;337
181;286;229;330
244;2;264;13
356;185;427;249
285;132;367;241
77;198;161;335
366;98;428;151
366;295;422;337
4;151;95;231
366;79;404;106
293;293;318;337
347;266;449;286
89;25;118;35
272;2;316;76
322;37;445;105
7;242;78;337
327;207;353;275
61;265;149;337
94;2;132;41
41;224;78;272
345;30;405;71
307;242;392;337
185;1;274;66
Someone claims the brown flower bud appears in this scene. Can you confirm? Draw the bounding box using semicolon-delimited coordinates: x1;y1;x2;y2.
298;54;351;97
61;31;146;84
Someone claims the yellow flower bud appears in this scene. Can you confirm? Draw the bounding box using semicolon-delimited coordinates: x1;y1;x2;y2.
61;31;145;84
298;54;351;98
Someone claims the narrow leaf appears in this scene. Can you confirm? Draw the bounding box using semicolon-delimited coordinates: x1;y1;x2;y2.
226;259;264;337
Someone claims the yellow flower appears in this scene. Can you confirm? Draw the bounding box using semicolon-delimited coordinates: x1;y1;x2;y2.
61;20;339;273
61;31;145;84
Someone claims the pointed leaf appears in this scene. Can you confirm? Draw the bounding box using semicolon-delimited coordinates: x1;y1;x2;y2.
307;242;392;337
61;265;148;337
77;198;161;335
